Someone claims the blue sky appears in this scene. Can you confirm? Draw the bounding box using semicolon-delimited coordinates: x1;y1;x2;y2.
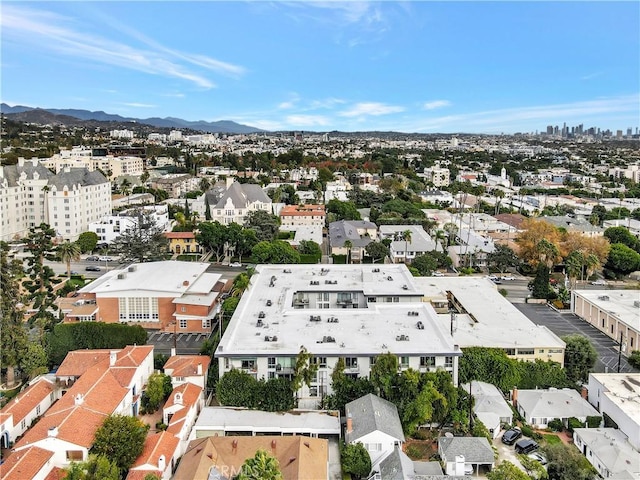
2;1;638;134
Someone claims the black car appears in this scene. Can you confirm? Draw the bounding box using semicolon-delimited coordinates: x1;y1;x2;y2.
515;438;539;454
85;265;102;272
501;428;522;445
86;255;100;261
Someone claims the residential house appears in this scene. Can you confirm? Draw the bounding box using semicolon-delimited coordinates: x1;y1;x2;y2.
0;377;59;448
540;215;604;238
586;373;640;450
463;381;513;439
573;428;640;479
278;204;326;247
345;394;405;468
328;220;377;262
190;407;341;439
172;436;329;480
75;261;224;333
374;446;447;480
0;446;55;480
163;353;211;390
438;436;495;476
513;387;600;429
126;431;180;480
205;179;273;225
164;231;202;255
89;205;170;245
378;225;440;264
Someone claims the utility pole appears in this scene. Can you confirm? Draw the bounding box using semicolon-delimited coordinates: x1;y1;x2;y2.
617;332;625;373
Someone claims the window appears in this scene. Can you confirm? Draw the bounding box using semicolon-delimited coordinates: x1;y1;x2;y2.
367;297;377;303
366;443;382;451
36;405;41;415
420;356;436;367
369;356;377;366
602;318;605;327
445;356;453;368
312;357;327;368
179;319;187;329
21;419;26;429
268;357;276;368
504;348;516;355
309;386;318;397
518;349;534;355
345;357;358;369
118;297;159;321
66;451;83;461
241;359;256;371
399;356;409;368
268;372;275;379
202;318;211;329
611;325;614;334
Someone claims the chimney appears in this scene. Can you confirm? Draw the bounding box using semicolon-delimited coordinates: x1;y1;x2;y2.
183;280;190;287
74;393;84;405
346;412;353;434
512;387;518;408
581;386;588;400
158;455;166;472
48;426;59;438
109;350;118;366
197;363;203;375
455;455;465;476
226;176;234;189
170;347;176;357
232;439;238;451
271;439;277;451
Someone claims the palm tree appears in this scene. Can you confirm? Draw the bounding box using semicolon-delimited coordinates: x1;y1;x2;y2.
535;239;560;269
585;254;600;282
443;223;459;248
434;229;446;251
565;251;584;289
120;178;131;196
344;240;353;264
58;241;81;278
402;229;412;264
494;189;505;215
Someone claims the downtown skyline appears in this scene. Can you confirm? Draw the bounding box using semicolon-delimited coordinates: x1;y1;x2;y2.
1;2;638;134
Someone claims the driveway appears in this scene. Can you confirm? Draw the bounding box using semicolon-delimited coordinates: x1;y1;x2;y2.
514;303;637;374
327;437;342;480
493;435;525;473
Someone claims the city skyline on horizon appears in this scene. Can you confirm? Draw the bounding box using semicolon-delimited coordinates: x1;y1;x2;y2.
1;2;638;135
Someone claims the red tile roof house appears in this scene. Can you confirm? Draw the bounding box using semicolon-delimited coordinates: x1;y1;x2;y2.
0;377;59;448
163;383;204;457
126;431;180;480
2;346;154;478
163;353;211;391
0;445;56;480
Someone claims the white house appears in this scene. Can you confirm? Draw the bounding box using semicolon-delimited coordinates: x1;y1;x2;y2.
378;225;440;264
573;427;640;479
514;387;600;429
463;381;513;439
345;394;405;468
164;382;204;457
163;353;211;390
0;445;56;480
438;436;495;476
586;373;640;450
126;431;180;480
89;205;170;244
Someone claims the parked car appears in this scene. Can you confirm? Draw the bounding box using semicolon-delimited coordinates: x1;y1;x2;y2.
501;275;516;281
488;275;499;280
527;452;547;465
229;262;243;268
464;464;474;475
591;279;606;285
99;256;114;262
86;255;100;261
432;271;445;277
515;438;539;454
502;428;522;445
491;278;503;284
85;265;102;272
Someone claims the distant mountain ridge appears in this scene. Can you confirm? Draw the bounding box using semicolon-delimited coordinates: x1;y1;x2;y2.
0;103;264;134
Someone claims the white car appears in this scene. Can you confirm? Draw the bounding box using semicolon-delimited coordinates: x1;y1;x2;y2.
229;262;243;268
501;275;516;281
527;452;548;465
99;256;114;262
432;271;445;277
591;279;606;285
488;275;499;280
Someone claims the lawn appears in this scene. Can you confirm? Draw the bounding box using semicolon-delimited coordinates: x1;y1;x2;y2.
542;434;562;445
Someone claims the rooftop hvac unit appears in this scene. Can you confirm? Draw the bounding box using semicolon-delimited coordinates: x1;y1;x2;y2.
416;321;425;330
127;266;136;272
258;311;266;319
373;268;380;273
310;315;322;322
396;334;410;341
634;300;640;308
117;273;126;280
598;295;609;301
327;316;339;323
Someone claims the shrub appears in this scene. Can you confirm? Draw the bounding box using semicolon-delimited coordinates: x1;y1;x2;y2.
520;425;534;438
405;444;423;460
567;417;585;432
547;418;564;432
155;421;167;431
586;416;602;428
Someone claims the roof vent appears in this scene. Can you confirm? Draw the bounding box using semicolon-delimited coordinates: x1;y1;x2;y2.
117;273;126;280
634;300;640;308
258;311;266;319
269;276;277;287
408;311;419;316
264;335;278;342
128;265;136;272
373;268;380;272
327;316;339;323
183;280;189;287
598;295;609;301
266;299;272;306
387;276;393;281
310;315;321;322
48;426;59;438
402;285;408;290
310;280;320;285
320;336;336;343
416;321;425;330
283;269;292;273
396;334;410;341
256;319;264;327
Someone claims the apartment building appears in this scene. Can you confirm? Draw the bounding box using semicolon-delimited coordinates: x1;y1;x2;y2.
74;261;224;333
151;174;201;198
423;165;451;187
379;225;440;264
279;204;326;228
165;231;202;255
89;205;170;244
0;158;112;242
328;220;378;262
216;264;462;409
208;179;273;225
572;290;640;354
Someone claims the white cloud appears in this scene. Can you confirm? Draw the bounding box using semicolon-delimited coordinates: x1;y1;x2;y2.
340;102;404;117
0;5;248;89
285;115;330;127
121;102;155;108
161;93;185;98
423;100;451;110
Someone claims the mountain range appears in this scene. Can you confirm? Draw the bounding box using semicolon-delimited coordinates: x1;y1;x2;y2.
0;103;264;134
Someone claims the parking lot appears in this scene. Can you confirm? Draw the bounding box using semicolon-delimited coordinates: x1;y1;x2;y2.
147;331;212;355
514;303;637;374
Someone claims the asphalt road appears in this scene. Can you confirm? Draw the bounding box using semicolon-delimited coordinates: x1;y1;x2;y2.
514;303;637;374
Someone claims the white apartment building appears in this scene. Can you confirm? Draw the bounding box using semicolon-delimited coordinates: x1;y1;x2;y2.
379;225;441;264
0;159;112;242
110;129;135;139
169;130;183;142
423;165;451;187
151;174;201;199
216;264;462;409
88;205;170;244
42;148;144;178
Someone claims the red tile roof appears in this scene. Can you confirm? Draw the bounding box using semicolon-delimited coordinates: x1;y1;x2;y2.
130;431;179;469
164;232;196;239
43;466;67;480
116;345;153;368
164;383;202;411
55;350;112;377
125;470;161;480
163;355;211;378
0;446;54;480
0;377;55;426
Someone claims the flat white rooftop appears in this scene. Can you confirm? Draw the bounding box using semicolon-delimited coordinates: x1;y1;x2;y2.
413;276;566;350
574;290;640;331
590;373;640;425
217;264;459;357
81;261;219;296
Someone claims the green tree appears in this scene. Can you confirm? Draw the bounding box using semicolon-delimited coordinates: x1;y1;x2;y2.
298;240;322;259
365;241;389;263
92;415;149;471
204;195;212;221
251;241;300;264
244;210;280;242
411;253;438;276
260;377;295;411
543;443;598;480
76;231;99;253
605;243;640;274
402;381;445;435
340;442;371;480
562;334;597;383
20;342;49;379
236;449;283;480
143;372;172;413
487;244;520;274
236;228;259;264
112;209;169;263
217;369;260;408
459;347;521;393
58;241;81;278
197;221;228;263
326;199;362;221
486;461;531;480
369;352;399;400
604;226;640;251
628;350;640;370
519;454;549;479
531;264;553;300
65;455;120;480
291;347;319;396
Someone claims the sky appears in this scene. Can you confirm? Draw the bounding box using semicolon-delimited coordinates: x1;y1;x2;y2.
1;1;639;134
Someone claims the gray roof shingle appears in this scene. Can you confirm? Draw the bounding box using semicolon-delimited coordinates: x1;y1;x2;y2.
438;437;495;464
346;394;405;444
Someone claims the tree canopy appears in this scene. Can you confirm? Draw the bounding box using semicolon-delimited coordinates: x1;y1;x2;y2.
236;449;283;480
562;334;597;383
92;415;149;471
340;442;371;480
112;209;169;263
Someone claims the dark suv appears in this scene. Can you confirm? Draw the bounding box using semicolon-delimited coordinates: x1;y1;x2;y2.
501;428;522;445
515;438;539;454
